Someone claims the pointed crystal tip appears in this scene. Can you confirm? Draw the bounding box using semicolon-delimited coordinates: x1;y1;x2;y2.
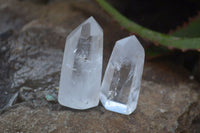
58;16;103;109
100;35;145;115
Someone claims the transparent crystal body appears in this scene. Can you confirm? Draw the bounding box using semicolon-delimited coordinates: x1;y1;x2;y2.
58;17;103;109
100;36;145;115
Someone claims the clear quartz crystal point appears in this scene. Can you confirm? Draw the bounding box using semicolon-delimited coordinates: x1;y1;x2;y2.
58;17;103;109
100;35;145;115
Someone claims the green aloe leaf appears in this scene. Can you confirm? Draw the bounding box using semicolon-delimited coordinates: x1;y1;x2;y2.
96;0;200;51
172;17;200;38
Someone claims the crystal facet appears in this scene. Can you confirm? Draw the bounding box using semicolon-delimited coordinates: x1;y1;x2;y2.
58;17;103;109
100;36;145;115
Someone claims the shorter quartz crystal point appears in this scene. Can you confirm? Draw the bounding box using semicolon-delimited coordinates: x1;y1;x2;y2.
58;17;103;109
100;35;145;115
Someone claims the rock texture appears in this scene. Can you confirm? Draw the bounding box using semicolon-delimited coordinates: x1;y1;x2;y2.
0;0;200;132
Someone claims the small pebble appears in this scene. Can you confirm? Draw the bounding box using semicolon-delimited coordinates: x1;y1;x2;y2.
159;108;167;113
45;94;56;102
189;75;194;80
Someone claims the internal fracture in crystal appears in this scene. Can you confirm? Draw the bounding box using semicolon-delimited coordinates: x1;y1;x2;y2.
58;17;103;109
100;36;145;115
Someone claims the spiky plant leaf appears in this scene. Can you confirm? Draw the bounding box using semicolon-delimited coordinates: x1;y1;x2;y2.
96;0;200;51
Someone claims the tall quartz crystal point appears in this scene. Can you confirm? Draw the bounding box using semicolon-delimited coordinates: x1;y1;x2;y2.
58;17;103;109
100;35;145;115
